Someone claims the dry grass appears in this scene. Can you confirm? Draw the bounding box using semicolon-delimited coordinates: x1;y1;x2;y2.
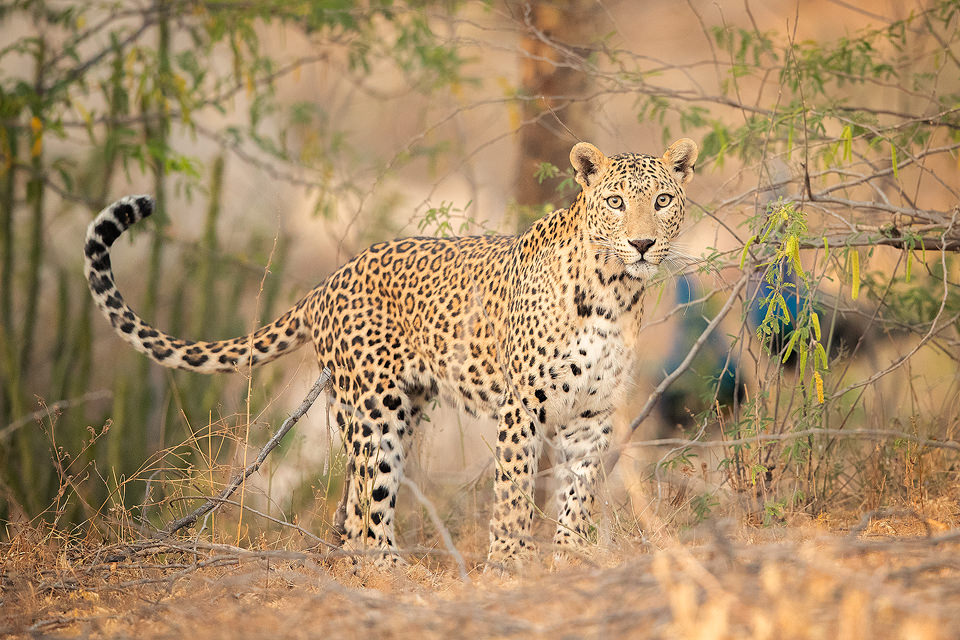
2;507;959;640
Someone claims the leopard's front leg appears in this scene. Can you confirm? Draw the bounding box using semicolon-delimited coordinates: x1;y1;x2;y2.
552;414;611;554
486;398;542;569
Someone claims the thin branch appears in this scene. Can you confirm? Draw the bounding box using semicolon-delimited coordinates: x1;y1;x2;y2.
605;274;750;471
46;17;155;94
799;233;960;252
166;495;337;549
401;477;471;582
0;390;112;441
623;428;960;454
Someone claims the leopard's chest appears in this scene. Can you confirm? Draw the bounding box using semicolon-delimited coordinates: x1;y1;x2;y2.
548;318;632;424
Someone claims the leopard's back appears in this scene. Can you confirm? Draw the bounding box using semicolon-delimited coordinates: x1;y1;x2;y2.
308;233;517;416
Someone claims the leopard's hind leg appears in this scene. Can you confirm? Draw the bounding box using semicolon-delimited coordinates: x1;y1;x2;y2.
332;377;431;564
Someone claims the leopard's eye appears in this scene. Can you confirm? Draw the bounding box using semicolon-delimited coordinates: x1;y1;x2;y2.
605;195;624;210
655;193;674;210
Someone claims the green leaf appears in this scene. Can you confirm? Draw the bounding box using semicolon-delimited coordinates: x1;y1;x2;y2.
850;249;860;300
814;342;828;371
787;234;805;278
534;161;559;184
740;235;756;269
782;330;800;363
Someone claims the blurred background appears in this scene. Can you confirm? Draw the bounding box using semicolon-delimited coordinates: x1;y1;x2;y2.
0;0;958;551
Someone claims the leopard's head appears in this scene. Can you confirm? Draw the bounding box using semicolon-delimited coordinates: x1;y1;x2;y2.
571;138;698;280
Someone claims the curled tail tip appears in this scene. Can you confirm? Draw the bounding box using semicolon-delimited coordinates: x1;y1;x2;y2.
130;194;154;219
108;194;154;226
85;195;154;252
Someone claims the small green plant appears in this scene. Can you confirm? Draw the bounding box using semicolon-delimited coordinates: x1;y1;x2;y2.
763;497;787;526
534;161;560;184
743;199;829;403
691;492;719;523
416;200;496;237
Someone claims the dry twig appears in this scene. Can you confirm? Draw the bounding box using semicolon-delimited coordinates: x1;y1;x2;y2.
160;369;331;537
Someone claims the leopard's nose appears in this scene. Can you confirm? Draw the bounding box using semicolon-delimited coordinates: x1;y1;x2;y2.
629;238;656;257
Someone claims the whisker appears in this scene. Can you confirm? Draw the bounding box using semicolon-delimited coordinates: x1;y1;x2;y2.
589;238;625;267
666;247;723;279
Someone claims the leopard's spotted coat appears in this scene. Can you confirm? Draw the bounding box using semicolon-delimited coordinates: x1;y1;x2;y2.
84;139;699;565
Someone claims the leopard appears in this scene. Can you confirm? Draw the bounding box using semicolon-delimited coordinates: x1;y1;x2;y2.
83;138;698;567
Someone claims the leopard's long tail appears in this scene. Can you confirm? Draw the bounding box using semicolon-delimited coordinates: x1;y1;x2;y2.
84;195;312;374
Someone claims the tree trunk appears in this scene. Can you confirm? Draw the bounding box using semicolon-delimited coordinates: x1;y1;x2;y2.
512;0;600;229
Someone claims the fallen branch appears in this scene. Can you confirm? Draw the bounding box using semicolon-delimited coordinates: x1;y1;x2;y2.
167;495;337;549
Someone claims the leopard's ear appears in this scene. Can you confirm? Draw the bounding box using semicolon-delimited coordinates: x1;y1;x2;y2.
662;138;699;185
570;142;609;189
